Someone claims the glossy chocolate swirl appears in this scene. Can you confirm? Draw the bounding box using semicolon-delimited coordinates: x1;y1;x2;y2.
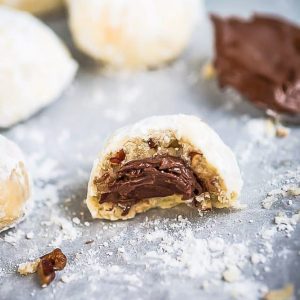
98;155;204;214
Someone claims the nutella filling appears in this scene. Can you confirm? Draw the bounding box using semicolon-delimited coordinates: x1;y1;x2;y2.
211;14;300;115
98;155;204;215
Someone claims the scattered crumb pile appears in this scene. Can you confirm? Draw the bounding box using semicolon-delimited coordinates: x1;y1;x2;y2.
0;125;298;299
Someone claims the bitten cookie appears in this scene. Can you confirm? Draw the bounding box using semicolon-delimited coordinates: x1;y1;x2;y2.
0;0;64;15
87;115;242;220
67;0;201;69
0;6;78;128
0;135;31;232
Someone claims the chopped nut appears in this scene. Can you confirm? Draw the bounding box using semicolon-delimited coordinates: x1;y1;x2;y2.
189;151;203;166
189;151;201;160
263;284;294;300
40;248;67;271
110;149;126;164
37;259;55;287
147;138;157;149
100;172;110;182
168;139;180;149
195;193;212;211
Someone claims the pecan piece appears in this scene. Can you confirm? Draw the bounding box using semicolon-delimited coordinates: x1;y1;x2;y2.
110;149;126;164
40;248;67;271
37;248;67;287
189;151;202;160
37;259;55;287
147;138;157;149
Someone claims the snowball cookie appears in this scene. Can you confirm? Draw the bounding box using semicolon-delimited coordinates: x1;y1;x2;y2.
0;135;31;232
0;0;64;15
87;115;242;220
0;7;78;128
67;0;201;69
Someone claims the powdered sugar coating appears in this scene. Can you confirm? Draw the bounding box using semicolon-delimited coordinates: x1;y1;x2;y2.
67;0;202;68
0;6;78;128
0;134;31;232
0;135;25;182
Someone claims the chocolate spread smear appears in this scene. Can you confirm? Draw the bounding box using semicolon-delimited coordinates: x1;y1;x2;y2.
211;14;300;115
99;155;204;214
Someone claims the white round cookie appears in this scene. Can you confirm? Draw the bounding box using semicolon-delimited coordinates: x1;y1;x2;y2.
0;6;78;128
87;114;243;220
0;135;31;232
67;0;201;69
0;0;64;15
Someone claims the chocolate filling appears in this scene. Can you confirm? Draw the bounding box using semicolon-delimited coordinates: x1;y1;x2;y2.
98;155;205;215
211;14;300;115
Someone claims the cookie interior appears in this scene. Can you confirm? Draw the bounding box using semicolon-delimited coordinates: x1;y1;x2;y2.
90;131;236;220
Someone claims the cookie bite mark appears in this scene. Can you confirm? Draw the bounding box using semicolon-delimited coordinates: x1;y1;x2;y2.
87;115;242;220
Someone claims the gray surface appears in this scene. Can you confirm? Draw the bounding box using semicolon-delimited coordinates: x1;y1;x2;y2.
1;1;300;299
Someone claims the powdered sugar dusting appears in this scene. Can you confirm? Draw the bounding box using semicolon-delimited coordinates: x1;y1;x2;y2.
1;4;300;298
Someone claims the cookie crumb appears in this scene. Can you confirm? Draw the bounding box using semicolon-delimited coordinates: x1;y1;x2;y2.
287;187;300;196
222;265;241;282
262;195;276;209
72;217;81;225
26;232;34;239
18;260;40;275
